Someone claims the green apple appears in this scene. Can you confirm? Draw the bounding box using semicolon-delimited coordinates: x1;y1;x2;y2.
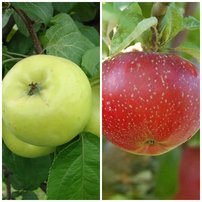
3;122;55;158
3;55;92;146
84;84;100;136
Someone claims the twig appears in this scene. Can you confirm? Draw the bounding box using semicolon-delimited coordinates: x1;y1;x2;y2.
150;3;170;51
150;26;159;52
12;7;43;54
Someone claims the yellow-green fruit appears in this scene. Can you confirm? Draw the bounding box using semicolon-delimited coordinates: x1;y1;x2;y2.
3;55;92;146
85;84;100;136
3;123;55;158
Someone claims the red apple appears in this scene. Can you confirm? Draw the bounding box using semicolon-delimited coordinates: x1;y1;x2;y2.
175;147;200;199
102;51;199;155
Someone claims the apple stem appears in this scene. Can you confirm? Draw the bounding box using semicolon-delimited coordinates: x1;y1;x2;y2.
151;26;159;52
28;82;39;96
145;139;155;145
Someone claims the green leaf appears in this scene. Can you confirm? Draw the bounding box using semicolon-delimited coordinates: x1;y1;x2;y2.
113;2;134;11
45;13;79;41
12;2;53;25
187;130;200;147
71;3;98;22
52;2;77;13
13;11;41;37
76;22;99;46
81;47;100;78
102;3;120;48
11;191;22;199
174;46;200;62
183;16;200;30
159;3;184;45
45;14;94;65
123;2;142;16
3;144;52;191
47;133;100;200
2;8;13;28
7;31;33;54
22;191;39;200
111;16;157;55
154;148;181;199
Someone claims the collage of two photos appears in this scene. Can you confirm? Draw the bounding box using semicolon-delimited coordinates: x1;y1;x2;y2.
2;1;200;200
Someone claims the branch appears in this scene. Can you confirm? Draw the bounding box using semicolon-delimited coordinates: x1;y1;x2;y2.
12;7;43;54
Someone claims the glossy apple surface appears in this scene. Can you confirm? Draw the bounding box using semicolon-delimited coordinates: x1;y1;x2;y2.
102;52;199;155
3;123;55;158
3;55;92;146
84;84;100;136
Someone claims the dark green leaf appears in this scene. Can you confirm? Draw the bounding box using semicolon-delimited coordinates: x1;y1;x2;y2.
47;133;100;200
53;2;77;13
12;2;53;25
71;3;98;22
3;144;52;191
45;14;94;65
183;16;199;30
22;191;39;200
2;8;13;28
11;191;22;199
81;47;100;78
76;22;99;46
7;31;33;54
159;3;184;45
154;148;181;199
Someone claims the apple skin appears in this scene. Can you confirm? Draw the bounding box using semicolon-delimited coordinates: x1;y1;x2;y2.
102;51;199;155
3;55;92;147
175;147;200;199
3;122;55;158
84;84;100;136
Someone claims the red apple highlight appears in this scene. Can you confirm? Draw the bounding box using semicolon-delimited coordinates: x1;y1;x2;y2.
102;52;199;155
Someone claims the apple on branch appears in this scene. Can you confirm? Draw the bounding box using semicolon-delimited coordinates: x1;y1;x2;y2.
102;51;199;155
3;55;92;147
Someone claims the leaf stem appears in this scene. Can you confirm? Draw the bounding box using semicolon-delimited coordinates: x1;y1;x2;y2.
12;6;43;54
2;53;14;59
6;51;28;58
3;58;22;64
150;26;159;52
